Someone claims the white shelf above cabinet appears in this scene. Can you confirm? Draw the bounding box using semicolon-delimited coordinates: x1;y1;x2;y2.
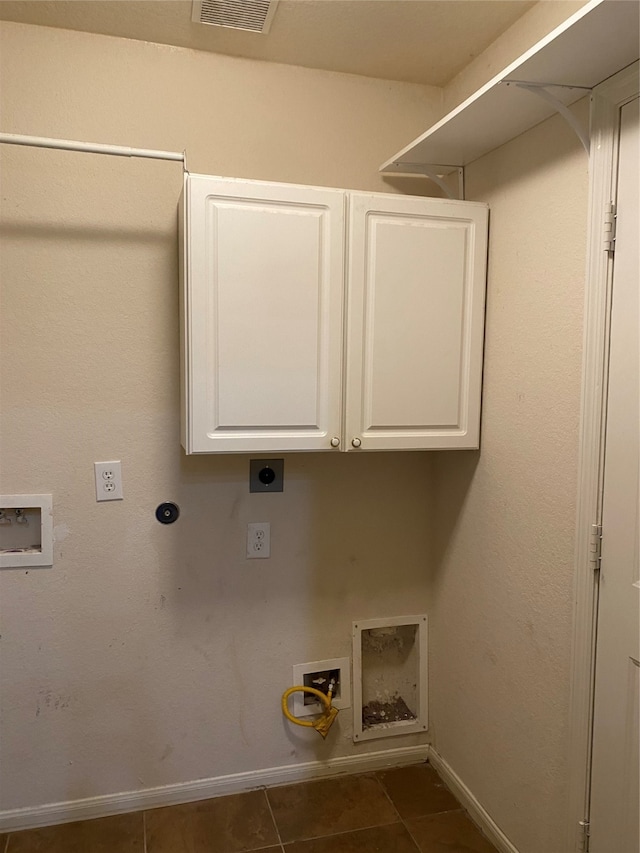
380;0;640;174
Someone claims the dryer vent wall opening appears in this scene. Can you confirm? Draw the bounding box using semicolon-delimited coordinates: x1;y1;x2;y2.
352;615;428;742
192;0;279;33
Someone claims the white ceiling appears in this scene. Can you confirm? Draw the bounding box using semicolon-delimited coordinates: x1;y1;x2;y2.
0;0;537;87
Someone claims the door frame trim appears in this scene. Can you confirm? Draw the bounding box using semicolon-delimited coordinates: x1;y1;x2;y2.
567;61;639;852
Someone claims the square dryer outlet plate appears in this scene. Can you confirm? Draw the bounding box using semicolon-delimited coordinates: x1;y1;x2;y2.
249;459;284;493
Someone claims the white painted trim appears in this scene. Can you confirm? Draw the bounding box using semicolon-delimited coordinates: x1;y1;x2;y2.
566;60;640;853
428;748;519;853
0;744;429;833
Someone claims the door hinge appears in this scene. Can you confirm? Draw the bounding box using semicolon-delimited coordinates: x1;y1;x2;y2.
579;818;590;852
603;202;616;252
589;524;602;572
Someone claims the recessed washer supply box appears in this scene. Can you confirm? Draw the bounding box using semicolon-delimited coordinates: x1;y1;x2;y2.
0;494;53;568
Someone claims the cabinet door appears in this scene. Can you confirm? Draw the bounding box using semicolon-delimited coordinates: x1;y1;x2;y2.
345;193;488;451
182;176;345;453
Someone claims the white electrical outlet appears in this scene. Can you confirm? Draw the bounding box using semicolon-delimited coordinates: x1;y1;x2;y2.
247;522;270;559
94;461;123;502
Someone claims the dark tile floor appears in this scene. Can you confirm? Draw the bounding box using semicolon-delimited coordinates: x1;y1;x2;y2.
2;763;499;852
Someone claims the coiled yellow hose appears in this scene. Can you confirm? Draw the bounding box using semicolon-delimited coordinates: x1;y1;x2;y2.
281;685;339;739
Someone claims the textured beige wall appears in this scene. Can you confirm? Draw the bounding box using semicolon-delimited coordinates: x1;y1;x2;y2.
0;21;440;811
430;101;588;853
0;15;591;847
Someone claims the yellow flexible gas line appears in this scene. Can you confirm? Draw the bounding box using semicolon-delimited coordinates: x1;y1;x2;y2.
281;685;339;739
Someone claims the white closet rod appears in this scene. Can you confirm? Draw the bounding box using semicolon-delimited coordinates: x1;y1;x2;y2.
0;132;185;163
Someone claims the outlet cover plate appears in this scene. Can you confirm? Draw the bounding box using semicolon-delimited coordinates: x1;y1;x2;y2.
247;521;271;559
292;657;351;717
250;459;284;493
94;461;123;502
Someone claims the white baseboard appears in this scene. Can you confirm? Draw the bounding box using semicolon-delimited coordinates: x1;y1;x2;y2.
428;748;519;853
0;744;429;833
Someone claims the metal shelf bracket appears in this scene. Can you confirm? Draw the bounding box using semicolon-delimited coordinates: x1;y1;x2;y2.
380;163;464;200
504;81;592;154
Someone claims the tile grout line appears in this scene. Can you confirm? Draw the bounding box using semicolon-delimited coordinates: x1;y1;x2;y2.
399;814;426;853
373;773;421;853
373;772;404;823
271;821;412;848
266;774;407;846
263;787;285;852
268;818;402;846
375;769;479;850
143;808;147;853
412;806;464;819
263;781;398;849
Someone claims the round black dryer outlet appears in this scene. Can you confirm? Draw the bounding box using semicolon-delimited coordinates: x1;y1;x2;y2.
156;502;180;524
258;466;276;485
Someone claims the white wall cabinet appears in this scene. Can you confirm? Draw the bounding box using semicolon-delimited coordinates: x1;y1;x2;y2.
180;175;488;454
346;192;487;451
180;175;345;454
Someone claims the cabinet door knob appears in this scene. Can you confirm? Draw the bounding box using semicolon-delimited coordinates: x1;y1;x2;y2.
351;437;362;448
330;437;340;447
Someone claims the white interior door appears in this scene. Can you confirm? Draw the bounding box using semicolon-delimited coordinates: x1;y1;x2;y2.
589;96;640;853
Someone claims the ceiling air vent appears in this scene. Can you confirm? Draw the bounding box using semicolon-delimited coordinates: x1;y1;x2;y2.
192;0;279;34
